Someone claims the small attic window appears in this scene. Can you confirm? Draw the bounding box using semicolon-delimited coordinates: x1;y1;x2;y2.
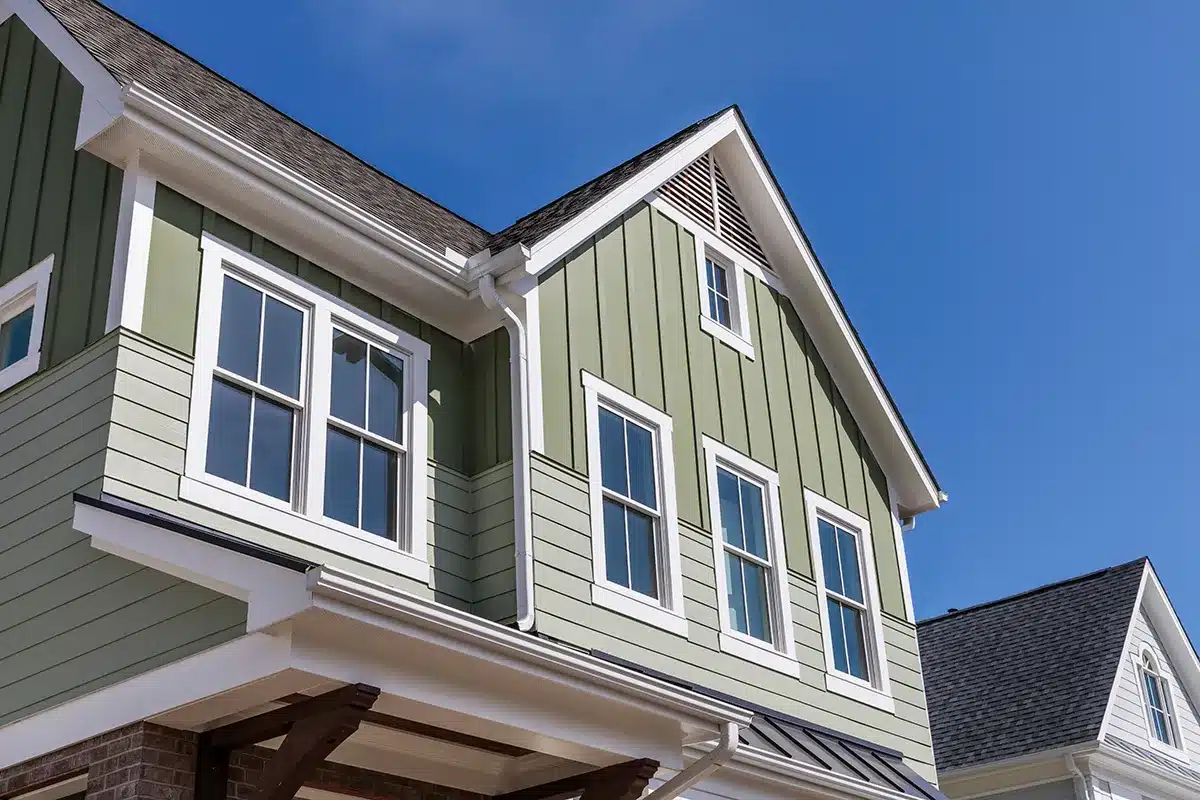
1138;647;1181;749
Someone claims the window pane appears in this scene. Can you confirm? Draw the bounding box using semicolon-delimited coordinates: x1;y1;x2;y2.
705;259;717;291
368;347;405;442
361;440;398;539
626;420;656;509
0;306;33;368
217;276;262;381
260;297;303;399
717;469;744;550
598;408;627;496
626;507;658;599
249;396;293;501
206;379;251;485
603;498;629;588
331;330;367;426
711;261;729;295
728;552;748;635
842;603;870;681
1152;708;1171;744
828;597;848;674
742;560;771;643
819;520;843;596
707;288;721;321
739;479;768;559
837;528;864;603
715;295;731;328
324;427;360;527
1144;672;1161;708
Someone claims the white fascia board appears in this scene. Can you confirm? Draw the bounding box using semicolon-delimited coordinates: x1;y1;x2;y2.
5;0;125;148
692;742;920;800
73;500;312;631
1097;562;1149;742
308;566;754;733
121;84;468;291
0;631;293;771
517;109;939;516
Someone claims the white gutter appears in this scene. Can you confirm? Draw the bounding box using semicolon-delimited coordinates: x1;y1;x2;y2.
1066;754;1093;800
644;721;739;799
478;273;535;632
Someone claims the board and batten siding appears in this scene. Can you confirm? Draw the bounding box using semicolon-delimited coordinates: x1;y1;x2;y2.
0;333;247;726
1104;605;1200;765
535;202;931;775
0;17;122;376
142;183;512;477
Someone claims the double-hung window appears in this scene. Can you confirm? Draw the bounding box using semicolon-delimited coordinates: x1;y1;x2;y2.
806;490;894;712
0;255;52;394
583;372;686;635
1138;647;1183;752
184;234;430;580
704;437;797;675
705;258;733;329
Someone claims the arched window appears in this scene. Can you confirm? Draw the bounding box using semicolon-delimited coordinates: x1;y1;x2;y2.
1139;647;1179;748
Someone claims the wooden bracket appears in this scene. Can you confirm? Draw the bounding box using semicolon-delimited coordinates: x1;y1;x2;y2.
495;758;660;800
195;684;380;800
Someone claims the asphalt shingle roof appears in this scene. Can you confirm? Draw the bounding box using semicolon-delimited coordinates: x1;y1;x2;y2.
917;558;1147;773
39;0;492;258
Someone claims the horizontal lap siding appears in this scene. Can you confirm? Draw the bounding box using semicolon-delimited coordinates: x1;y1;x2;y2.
535;202;930;776
0;335;246;726
531;453;934;777
0;18;121;379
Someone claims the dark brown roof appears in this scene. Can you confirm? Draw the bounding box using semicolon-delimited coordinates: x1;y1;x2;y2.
917;558;1147;772
487;107;730;253
39;0;492;258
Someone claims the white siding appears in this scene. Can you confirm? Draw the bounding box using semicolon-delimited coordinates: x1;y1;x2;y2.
1105;605;1200;767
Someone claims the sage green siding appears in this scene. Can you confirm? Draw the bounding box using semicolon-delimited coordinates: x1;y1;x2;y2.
535;203;930;775
0;18;122;375
0;334;246;726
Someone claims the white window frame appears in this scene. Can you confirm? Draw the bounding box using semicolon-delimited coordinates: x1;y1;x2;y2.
805;489;894;712
583;371;687;636
703;436;797;676
1135;644;1187;758
183;234;430;581
0;254;53;393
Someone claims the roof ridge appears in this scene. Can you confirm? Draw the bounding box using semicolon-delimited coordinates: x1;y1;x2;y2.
59;0;492;241
917;557;1148;626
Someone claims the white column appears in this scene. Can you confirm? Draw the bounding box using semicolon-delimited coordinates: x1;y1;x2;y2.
105;150;157;334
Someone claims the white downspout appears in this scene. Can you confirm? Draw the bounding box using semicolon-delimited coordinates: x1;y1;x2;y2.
643;722;740;799
478;273;535;632
1066;754;1093;800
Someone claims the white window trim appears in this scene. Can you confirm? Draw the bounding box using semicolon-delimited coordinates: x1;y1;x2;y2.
1135;643;1189;761
0;254;53;394
582;371;687;636
183;234;430;582
805;489;895;713
702;436;797;676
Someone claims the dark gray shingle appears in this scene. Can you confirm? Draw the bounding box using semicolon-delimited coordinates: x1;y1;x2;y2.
917;558;1146;773
40;0;492;258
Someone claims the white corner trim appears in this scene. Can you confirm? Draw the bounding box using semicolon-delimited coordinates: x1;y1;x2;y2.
1098;562;1149;742
701;436;797;669
887;483;916;623
523;281;545;453
592;582;689;637
6;0;125;147
0;253;53;394
106;153;157;333
182;233;431;579
804;489;895;708
581;371;686;623
0;631;293;772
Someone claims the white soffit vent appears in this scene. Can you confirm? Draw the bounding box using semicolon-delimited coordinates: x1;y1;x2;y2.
659;151;772;270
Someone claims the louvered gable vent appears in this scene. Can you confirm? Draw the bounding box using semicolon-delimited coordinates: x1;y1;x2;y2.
659;152;771;269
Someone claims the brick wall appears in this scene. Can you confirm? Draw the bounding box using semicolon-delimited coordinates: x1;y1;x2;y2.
0;727;483;800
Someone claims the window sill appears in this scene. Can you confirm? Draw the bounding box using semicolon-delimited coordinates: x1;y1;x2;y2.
719;632;799;677
180;476;430;583
825;671;895;713
0;351;40;394
699;315;754;360
591;582;689;637
1143;733;1190;763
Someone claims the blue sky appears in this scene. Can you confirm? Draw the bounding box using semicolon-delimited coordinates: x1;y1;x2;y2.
104;1;1200;627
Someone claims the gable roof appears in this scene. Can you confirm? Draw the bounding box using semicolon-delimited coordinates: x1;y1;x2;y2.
37;0;492;258
917;558;1148;773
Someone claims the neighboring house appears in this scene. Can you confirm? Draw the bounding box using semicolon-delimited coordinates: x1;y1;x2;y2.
919;558;1200;800
0;1;948;799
